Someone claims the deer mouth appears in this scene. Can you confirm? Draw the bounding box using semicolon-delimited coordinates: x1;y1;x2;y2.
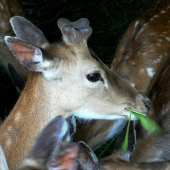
123;108;137;120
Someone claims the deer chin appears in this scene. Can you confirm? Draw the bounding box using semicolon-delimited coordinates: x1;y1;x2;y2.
73;108;135;120
123;108;137;120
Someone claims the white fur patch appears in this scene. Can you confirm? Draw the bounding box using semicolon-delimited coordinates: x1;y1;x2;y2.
166;37;170;41
146;68;155;77
6;139;12;148
0;3;3;10
19;159;40;169
14;112;21;123
60;120;70;142
130;83;135;87
73;108;136;120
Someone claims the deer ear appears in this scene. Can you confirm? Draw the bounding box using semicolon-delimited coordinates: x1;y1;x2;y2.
5;36;52;73
47;143;79;170
78;141;99;170
10;16;49;47
19;116;67;170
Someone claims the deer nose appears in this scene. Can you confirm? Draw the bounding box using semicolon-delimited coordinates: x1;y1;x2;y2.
139;92;151;112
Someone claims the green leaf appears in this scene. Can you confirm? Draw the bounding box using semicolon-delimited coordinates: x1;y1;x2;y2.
121;112;131;152
127;108;161;134
121;108;161;152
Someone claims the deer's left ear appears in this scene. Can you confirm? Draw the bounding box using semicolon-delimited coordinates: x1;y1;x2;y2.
10;16;49;47
19;116;68;170
5;36;63;81
78;141;99;170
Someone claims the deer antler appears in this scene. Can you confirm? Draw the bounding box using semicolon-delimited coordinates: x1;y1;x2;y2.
57;18;92;45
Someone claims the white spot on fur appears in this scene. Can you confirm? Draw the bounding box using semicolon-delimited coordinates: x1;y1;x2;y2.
130;83;135;87
143;23;148;27
153;15;159;18
146;68;155;77
166;37;170;41
14;112;21;123
154;58;161;64
161;10;166;13
41;43;49;48
0;3;3;10
6;139;12;148
139;69;144;74
157;43;161;46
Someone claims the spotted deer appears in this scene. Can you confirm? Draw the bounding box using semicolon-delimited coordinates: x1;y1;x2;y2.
97;58;170;170
0;16;149;170
74;0;170;162
0;0;29;92
3;71;170;170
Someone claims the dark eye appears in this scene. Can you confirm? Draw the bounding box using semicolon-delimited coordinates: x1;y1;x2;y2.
87;73;103;82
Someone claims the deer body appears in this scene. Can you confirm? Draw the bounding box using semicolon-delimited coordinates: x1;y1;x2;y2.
98;63;170;169
129;64;170;163
99;0;170;167
0;16;148;170
112;0;170;95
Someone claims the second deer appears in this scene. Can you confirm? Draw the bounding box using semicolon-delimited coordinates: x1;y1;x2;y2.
74;0;170;165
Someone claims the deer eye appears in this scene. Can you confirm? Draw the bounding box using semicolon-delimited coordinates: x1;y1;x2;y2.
87;73;103;82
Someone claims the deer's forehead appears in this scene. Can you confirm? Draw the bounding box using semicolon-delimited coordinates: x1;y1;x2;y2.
46;43;97;66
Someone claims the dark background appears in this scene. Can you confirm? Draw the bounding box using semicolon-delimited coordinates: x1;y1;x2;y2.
0;0;154;120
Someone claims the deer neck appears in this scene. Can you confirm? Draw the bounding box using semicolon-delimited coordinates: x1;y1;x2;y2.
0;73;69;170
